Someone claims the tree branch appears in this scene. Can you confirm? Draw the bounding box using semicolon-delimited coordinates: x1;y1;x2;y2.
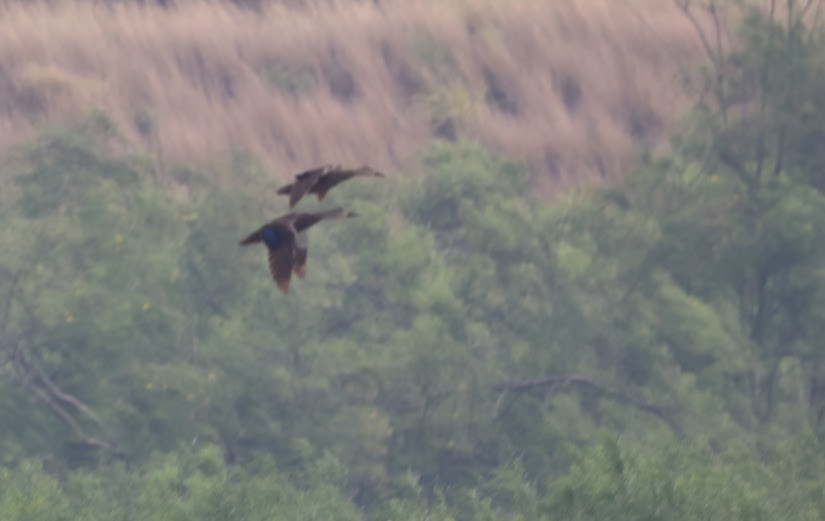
20;373;119;454
674;0;724;66
0;276;125;458
0;270;20;340
675;0;733;126
494;374;680;433
800;0;817;17
24;354;105;430
10;347;124;457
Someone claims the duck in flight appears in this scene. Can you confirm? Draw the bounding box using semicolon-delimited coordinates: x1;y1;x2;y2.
239;208;357;293
277;164;384;208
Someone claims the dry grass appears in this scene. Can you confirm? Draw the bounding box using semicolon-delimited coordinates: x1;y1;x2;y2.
0;0;706;189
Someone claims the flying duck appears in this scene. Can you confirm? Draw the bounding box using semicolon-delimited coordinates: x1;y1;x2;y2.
277;165;384;208
239;208;357;293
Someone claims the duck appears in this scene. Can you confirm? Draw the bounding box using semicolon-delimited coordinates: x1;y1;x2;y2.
239;208;358;293
277;165;384;208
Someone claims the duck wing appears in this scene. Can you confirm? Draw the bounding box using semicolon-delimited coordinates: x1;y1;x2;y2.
293;230;309;278
239;228;263;245
257;221;297;293
277;165;339;208
312;170;356;201
292;208;355;231
268;240;296;293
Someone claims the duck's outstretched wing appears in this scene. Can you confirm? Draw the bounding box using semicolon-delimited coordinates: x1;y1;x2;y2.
277;164;339;208
239;226;264;245
293;230;309;278
292;207;358;232
268;242;295;293
312;170;355;201
293;249;308;279
312;166;383;201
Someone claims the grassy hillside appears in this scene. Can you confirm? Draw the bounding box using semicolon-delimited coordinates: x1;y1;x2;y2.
0;0;703;189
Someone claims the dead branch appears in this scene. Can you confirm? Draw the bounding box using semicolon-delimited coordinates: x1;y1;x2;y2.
20;373;119;454
709;1;725;64
0;271;20;339
800;0;818;18
494;374;680;433
674;0;724;66
9;342;123;457
26;356;106;429
674;0;736;128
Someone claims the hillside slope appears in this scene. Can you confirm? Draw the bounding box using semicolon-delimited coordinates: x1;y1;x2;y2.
0;0;702;187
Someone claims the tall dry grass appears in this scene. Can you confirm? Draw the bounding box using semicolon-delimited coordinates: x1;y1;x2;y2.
0;0;706;188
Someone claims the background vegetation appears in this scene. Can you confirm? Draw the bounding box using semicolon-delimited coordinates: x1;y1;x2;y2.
1;0;825;519
0;0;702;188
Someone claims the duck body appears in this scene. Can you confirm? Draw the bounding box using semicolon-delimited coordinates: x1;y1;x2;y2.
259;223;289;249
277;165;384;208
240;208;357;293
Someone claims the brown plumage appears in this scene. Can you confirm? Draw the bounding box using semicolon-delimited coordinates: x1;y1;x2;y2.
276;165;384;208
239;208;357;293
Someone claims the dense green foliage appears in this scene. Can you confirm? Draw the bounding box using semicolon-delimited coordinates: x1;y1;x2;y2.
2;3;825;519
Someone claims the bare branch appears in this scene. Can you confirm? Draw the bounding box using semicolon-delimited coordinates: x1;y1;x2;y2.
801;0;817;16
22;376;121;454
0;281;123;457
7;283;109;426
26;358;105;430
494;374;680;433
809;0;824;23
717;144;758;194
708;1;725;64
675;0;722;65
773;128;787;176
492;389;507;417
675;0;734;126
9;347;123;457
0;271;21;344
0;274;27;373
